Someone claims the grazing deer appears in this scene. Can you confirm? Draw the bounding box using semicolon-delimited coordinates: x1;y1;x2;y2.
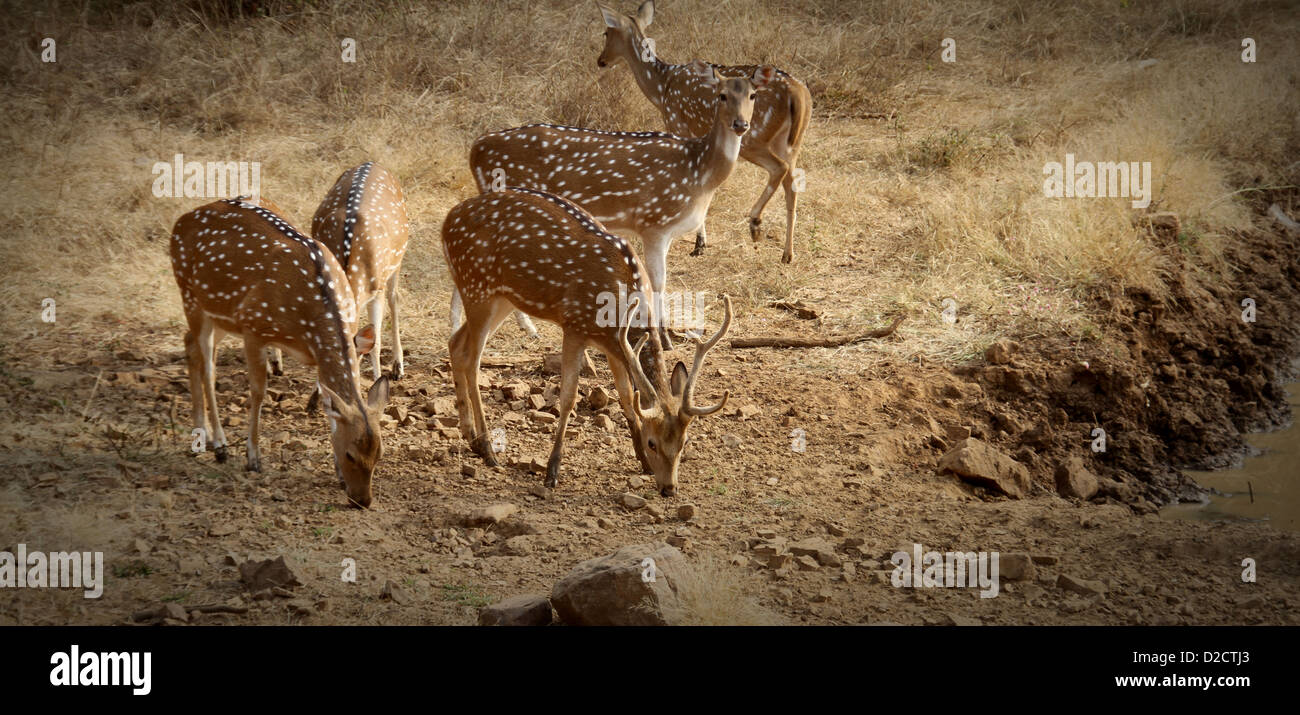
468;63;771;348
170;196;391;507
267;162;412;388
597;0;812;264
442;187;732;496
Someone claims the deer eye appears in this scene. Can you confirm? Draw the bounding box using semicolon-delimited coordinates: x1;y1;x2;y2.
647;438;658;452
750;93;757;100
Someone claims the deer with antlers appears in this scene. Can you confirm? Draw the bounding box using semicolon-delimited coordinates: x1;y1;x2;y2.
442;187;732;496
170;196;390;507
267;161;411;394
597;0;812;264
467;62;771;349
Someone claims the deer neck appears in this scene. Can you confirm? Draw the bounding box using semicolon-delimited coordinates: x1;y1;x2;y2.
694;110;744;192
621;35;672;106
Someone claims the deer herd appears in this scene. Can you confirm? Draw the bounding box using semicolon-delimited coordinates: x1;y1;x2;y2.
169;1;810;507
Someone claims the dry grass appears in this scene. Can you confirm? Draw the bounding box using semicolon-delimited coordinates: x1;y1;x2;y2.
655;553;786;626
0;0;1296;367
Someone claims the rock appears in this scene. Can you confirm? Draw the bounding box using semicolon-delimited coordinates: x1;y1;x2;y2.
984;339;1020;365
586;386;611;410
528;484;552;500
479;594;553;626
788;537;841;567
1057;573;1107;596
464;503;519;526
461;464;479;479
1000;553;1036;581
677;504;697;521
502;382;531;401
1054;456;1099;500
550;543;686;626
722;434;742;448
795;555;820;571
1031;554;1058;566
238;556;302;591
628;475;644;489
620;493;647;510
735;405;761;420
163;603;189;623
938;438;1031;498
595;414;616;431
529;410;557;424
543;353;595;377
502;535;535;555
526;457;547;474
380;580;410;605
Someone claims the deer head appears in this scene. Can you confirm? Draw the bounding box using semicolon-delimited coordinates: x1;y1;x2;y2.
619;295;733;496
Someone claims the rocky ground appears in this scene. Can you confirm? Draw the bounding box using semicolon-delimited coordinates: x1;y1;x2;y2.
2;202;1298;626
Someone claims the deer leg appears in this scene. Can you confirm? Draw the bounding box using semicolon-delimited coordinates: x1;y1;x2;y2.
183;327;210;457
242;338;267;472
607;355;653;474
197;319;228;462
449;287;464;333
781;157;799;264
745;151;789;245
641;235;673;351
545;335;585;488
266;347;283;376
690;224;707;257
366;293;384;382
453;297;514;466
385;274;404;379
515;312;539;339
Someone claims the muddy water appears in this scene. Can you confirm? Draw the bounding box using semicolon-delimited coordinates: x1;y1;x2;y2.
1163;375;1300;531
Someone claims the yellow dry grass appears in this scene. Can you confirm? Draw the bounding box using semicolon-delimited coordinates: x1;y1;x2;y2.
0;0;1296;368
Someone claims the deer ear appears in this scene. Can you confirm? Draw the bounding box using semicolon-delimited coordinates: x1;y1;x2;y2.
366;376;391;413
597;2;620;28
635;0;654;28
750;65;776;88
318;383;348;426
354;324;376;355
669;361;689;397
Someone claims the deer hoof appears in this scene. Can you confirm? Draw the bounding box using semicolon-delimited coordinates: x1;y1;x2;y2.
390;363;404;380
305;389;320;413
748;217;762;241
245;456;261;472
781;251;793;264
213;445;228;463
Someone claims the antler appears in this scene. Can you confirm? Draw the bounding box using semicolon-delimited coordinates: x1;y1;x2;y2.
618;295;660;419
681;294;732;417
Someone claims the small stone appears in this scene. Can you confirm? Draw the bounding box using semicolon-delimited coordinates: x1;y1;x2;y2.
1057;573;1107;596
465;503;519;526
163;603;189;622
528;484;552;500
586;386;611;410
1000;553;1036;581
380;580;410;605
795;555;820;571
677;504;697;521
621;493;647;510
595;414;616;431
479;594;553;626
461;464;479;478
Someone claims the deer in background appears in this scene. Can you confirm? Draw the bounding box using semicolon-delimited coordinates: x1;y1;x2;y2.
468;63;771;349
268;161;411;397
442;187;732;496
170;196;390;507
597;0;812;264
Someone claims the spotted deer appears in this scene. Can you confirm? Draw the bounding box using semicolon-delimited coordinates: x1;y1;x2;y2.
467;63;771;348
170;196;391;507
442;187;732;496
267;161;411;390
597;0;812;263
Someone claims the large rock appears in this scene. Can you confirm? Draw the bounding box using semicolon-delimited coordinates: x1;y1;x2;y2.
551;543;686;626
464;503;518;526
938;438;1031;498
1054;456;1099;500
238;556;301;591
478;594;553;626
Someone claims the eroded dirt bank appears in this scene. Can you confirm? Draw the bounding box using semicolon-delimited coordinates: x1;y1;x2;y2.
2;206;1298;626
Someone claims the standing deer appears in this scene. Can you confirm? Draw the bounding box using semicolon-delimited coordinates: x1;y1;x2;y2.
268;161;411;391
170;196;391;507
597;0;812;263
442;187;732;496
468;63;771;348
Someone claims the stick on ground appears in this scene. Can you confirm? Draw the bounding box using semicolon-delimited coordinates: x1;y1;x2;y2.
730;316;904;349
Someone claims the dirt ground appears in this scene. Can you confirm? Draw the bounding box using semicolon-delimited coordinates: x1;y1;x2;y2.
3;202;1298;626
